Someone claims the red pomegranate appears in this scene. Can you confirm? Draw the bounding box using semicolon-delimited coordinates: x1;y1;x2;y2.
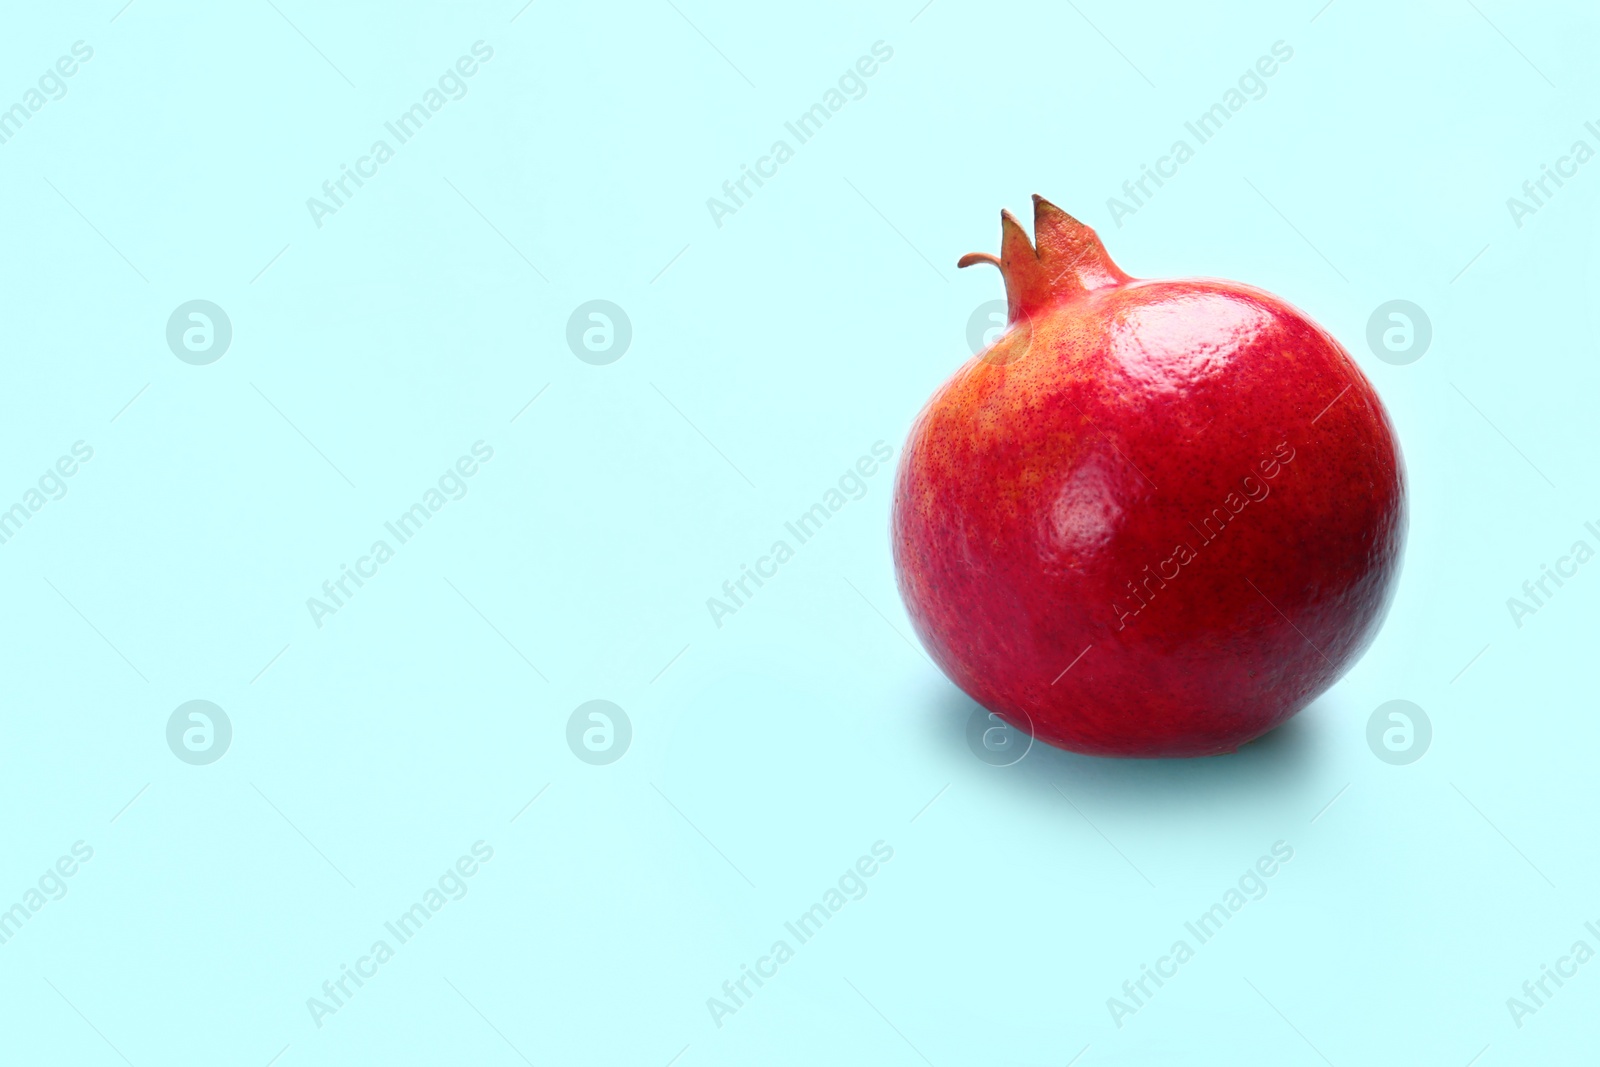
893;196;1405;758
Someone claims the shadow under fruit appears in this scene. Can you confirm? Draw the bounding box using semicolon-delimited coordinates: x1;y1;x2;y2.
892;196;1405;758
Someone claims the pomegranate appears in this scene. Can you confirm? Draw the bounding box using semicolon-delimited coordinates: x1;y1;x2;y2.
893;196;1405;758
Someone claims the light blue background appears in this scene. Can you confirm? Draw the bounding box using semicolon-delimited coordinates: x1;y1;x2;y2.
1;0;1596;1063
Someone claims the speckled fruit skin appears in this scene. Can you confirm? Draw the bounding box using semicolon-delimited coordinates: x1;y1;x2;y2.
892;196;1405;758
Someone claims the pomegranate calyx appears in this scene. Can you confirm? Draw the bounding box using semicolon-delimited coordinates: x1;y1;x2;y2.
958;194;1130;323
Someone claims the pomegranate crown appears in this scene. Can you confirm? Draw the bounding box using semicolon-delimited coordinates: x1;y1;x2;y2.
959;194;1130;323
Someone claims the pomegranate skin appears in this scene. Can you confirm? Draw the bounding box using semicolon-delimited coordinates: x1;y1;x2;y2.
893;197;1405;758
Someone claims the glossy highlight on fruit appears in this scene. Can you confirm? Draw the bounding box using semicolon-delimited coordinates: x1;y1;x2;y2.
892;196;1405;758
